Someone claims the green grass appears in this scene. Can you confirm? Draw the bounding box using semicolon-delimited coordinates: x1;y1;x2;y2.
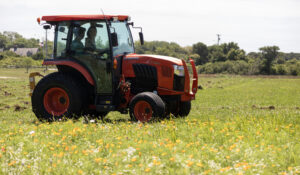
0;69;299;174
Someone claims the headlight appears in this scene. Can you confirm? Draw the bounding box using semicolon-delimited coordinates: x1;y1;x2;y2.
173;65;185;77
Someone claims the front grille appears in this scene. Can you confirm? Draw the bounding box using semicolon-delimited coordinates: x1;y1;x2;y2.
173;75;185;91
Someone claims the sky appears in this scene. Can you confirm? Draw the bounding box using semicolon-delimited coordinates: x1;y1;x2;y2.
0;0;299;53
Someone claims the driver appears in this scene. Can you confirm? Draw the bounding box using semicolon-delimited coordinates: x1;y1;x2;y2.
85;26;97;51
71;27;85;53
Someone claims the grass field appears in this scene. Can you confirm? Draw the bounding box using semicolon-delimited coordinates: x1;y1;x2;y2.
0;68;299;174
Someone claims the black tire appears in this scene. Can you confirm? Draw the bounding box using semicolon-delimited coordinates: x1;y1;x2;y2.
32;72;84;121
172;101;191;118
129;92;165;122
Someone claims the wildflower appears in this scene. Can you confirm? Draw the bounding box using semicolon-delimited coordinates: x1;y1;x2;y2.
78;170;83;174
170;157;175;162
8;161;16;166
196;162;203;167
71;145;77;151
243;165;251;170
131;157;137;162
220;166;231;172
29;131;35;136
58;152;64;158
61;136;66;141
204;169;211;174
145;168;151;172
226;156;230;159
187;161;194;167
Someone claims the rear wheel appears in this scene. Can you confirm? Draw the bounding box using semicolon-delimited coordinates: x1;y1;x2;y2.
32;72;84;121
129;92;165;122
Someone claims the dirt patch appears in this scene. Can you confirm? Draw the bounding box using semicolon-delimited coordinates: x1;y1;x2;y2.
296;107;300;110
252;105;275;110
22;101;30;105
4;105;10;109
4;91;12;96
14;105;27;111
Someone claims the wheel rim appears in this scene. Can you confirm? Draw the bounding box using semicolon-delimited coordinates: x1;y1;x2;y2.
134;101;153;122
43;87;70;116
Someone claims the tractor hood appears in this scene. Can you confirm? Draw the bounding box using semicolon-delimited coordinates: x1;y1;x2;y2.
124;54;183;65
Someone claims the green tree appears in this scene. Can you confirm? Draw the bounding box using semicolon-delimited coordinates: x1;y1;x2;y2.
227;48;246;61
220;42;240;55
208;45;226;62
0;32;8;48
259;46;280;74
192;42;208;65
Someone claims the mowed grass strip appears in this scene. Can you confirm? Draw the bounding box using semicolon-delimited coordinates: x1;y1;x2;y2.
0;68;299;174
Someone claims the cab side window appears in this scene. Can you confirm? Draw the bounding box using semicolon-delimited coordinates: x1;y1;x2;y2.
69;22;110;58
55;22;70;58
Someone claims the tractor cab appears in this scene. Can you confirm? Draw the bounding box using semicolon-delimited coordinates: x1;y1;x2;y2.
31;15;198;122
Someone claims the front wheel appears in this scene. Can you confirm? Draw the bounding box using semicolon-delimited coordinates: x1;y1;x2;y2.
172;101;191;118
32;72;84;121
129;92;165;122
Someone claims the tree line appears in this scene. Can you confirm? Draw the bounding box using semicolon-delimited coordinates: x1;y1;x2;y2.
1;31;299;75
135;41;300;76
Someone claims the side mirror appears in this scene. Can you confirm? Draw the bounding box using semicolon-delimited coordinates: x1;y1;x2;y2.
139;32;144;45
111;33;118;47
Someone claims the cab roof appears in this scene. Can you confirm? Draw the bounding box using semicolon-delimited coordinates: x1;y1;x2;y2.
41;15;129;22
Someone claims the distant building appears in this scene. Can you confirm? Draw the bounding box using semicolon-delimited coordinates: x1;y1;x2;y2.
9;48;38;57
0;48;3;52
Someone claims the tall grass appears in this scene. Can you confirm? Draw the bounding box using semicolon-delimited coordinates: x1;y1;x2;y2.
0;69;299;174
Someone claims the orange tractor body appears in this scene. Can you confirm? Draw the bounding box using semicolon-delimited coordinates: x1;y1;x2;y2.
31;14;198;122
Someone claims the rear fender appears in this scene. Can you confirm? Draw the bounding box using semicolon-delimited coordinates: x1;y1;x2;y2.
43;59;95;85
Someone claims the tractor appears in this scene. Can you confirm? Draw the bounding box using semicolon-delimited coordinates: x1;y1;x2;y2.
30;14;198;122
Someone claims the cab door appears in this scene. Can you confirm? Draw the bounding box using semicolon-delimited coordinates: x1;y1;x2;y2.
69;21;113;94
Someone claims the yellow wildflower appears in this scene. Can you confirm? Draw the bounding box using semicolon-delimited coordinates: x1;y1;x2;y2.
187;161;194;167
196;163;203;167
8;161;16;166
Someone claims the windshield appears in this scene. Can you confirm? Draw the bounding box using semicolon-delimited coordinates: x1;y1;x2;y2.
111;21;134;56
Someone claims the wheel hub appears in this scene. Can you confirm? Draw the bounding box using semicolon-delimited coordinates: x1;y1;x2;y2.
134;101;153;122
43;87;70;116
